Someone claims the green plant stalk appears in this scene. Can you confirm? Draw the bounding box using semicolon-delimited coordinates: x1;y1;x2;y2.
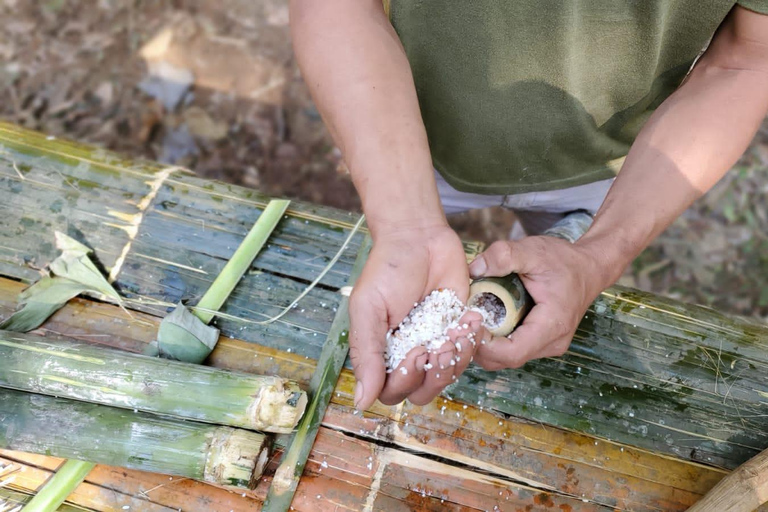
20;459;94;512
0;333;307;433
194;199;290;325
263;234;372;511
0;488;88;512
0;388;270;489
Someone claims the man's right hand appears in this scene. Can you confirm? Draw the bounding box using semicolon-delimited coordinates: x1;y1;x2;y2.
349;220;483;410
290;1;481;409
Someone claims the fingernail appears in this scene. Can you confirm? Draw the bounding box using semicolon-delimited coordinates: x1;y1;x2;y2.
469;256;487;278
415;353;429;371
354;381;364;408
438;351;453;369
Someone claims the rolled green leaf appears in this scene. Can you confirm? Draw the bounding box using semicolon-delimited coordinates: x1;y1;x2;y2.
0;233;121;333
0;333;307;433
144;304;219;363
0;388;270;489
20;459;94;512
146;199;291;364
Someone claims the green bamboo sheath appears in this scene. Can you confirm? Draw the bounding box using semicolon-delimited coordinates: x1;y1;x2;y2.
0;388;269;489
0;123;766;470
0;333;306;434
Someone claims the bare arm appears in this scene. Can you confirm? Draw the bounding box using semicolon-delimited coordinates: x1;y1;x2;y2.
580;5;768;283
290;0;442;232
291;0;478;409
471;5;768;369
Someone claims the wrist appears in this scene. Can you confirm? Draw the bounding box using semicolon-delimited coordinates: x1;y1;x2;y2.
575;229;640;290
352;164;447;239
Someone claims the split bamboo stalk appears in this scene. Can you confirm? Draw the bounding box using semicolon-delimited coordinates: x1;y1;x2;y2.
0;333;306;434
0;280;730;511
0;389;269;490
0;122;766;473
264;235;371;510
1;450;261;512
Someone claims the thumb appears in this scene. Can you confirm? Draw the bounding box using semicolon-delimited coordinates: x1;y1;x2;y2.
469;240;536;278
348;288;387;410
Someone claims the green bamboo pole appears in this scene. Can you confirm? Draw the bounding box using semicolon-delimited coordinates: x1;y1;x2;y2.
0;333;307;433
194;199;290;325
0;388;269;489
20;460;94;512
263;234;372;511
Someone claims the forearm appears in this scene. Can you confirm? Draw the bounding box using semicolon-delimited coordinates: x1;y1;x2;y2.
290;0;443;237
578;11;768;285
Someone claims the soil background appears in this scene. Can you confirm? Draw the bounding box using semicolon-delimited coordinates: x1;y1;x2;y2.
1;0;767;319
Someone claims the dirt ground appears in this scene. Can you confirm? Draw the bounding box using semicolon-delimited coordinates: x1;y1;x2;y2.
1;0;767;319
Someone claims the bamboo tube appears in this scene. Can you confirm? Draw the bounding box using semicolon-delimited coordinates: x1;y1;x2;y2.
1;450;261;512
468;211;592;336
0;389;269;490
0;333;306;434
687;447;768;512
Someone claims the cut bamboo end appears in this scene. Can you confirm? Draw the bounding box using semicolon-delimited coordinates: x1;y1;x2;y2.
468;275;532;336
0;334;306;433
249;381;308;434
204;427;270;490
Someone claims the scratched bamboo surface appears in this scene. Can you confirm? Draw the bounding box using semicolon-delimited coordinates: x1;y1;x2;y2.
1;123;767;510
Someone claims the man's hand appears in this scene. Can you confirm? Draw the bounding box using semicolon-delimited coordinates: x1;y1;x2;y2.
468;236;610;370
349;222;482;410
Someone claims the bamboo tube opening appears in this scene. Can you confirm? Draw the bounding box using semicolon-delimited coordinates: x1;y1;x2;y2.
469;277;531;336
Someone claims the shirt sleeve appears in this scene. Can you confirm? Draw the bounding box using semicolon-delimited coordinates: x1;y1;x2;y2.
738;0;768;14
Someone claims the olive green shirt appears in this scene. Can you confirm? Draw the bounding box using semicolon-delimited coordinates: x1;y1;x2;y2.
389;1;768;195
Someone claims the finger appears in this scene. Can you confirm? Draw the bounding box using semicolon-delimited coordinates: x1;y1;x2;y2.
348;288;389;410
378;347;428;405
407;342;457;406
474;305;571;370
469;239;538;278
446;311;482;374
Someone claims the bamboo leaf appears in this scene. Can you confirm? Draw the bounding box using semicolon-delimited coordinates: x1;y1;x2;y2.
144;304;219;363
0;233;121;333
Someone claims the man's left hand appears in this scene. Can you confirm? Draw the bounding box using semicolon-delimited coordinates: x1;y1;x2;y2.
468;236;611;370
